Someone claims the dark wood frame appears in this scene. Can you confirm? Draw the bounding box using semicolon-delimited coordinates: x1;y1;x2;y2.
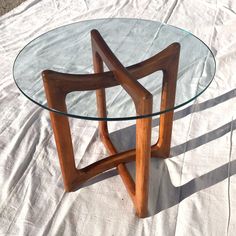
42;30;180;218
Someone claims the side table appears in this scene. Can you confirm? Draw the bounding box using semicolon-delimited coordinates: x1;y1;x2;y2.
13;18;216;217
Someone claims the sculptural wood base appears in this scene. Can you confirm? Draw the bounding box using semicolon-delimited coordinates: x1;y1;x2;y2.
42;30;180;218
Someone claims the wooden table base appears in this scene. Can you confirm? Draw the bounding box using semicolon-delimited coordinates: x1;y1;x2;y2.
42;30;180;218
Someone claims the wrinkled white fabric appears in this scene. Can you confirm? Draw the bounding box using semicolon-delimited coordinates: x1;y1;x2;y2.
0;0;236;235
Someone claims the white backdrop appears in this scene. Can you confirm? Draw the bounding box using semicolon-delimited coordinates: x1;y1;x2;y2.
0;0;236;235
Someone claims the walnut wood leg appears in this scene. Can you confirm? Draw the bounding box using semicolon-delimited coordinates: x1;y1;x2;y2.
42;74;78;192
96;89;116;152
92;42;137;204
135;116;152;217
152;50;180;158
92;49;117;153
96;89;152;218
49;111;78;191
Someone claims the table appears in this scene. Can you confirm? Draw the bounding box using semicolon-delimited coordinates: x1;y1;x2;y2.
13;18;216;218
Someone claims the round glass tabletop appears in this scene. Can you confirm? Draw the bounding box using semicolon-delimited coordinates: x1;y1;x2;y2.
13;18;216;121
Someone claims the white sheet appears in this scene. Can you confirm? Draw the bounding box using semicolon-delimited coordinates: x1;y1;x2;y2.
0;0;236;235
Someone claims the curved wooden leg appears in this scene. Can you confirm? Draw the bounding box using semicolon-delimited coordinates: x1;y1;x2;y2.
136;116;152;217
49;110;77;191
91;29;156;217
96;88;117;153
92;47;136;205
152;56;179;158
96;88;152;218
92;45;116;153
41;77;77;192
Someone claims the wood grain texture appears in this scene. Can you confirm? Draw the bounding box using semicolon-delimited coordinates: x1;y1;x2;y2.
42;29;180;218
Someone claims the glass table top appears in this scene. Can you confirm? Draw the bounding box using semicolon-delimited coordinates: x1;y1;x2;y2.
13;18;216;121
